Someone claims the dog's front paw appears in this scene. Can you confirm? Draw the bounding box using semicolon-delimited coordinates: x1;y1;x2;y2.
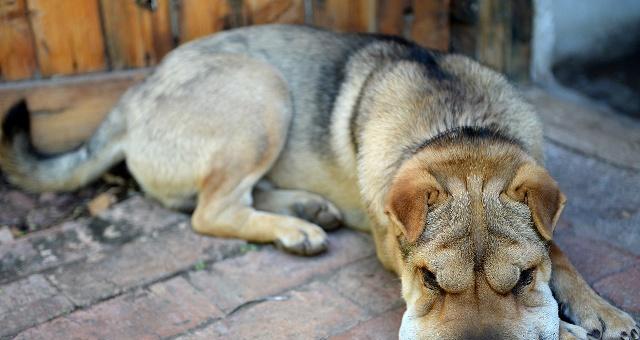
274;223;328;256
560;294;638;340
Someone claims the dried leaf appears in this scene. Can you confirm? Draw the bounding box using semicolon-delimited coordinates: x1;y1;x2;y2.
88;192;117;216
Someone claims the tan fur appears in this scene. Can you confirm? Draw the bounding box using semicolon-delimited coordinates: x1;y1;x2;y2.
507;163;567;240
385;169;445;243
1;25;636;339
389;142;559;339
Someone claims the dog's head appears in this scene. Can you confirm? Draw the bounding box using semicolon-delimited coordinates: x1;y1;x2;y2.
384;135;565;340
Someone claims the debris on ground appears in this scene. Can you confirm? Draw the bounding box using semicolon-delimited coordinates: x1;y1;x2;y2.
0;164;137;238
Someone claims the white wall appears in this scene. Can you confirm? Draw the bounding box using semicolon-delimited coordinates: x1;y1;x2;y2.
532;0;640;85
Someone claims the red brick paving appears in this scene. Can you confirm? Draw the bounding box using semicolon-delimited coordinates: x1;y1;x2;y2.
48;224;245;307
326;257;403;314
15;277;222;340
187;230;373;312
0;275;74;337
554;230;640;284
330;307;405;340
178;282;369;340
593;265;640;315
0;219;96;283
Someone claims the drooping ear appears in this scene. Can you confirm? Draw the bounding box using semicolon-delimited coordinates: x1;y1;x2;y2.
506;163;566;240
384;170;445;243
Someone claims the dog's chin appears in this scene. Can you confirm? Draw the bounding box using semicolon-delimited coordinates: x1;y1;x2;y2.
399;315;560;340
398;295;560;340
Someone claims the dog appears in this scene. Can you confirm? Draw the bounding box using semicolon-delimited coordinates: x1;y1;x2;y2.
1;25;637;339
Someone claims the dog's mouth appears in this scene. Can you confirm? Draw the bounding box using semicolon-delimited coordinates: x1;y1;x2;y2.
399;302;561;340
397;251;560;340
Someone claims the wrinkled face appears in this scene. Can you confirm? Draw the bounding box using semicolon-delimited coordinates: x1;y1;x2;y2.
397;180;558;339
384;145;565;340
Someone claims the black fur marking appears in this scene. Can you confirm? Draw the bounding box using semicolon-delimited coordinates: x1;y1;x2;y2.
349;68;378;154
310;36;372;155
310;31;450;157
598;316;606;339
1;99;29;142
412;126;523;153
402;47;448;81
1;99;59;160
362;32;449;81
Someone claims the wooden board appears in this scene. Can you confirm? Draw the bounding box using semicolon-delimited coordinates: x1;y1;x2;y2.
178;0;232;43
27;0;106;77
243;0;305;25
377;0;410;36
0;69;149;153
506;0;532;82
410;0;450;51
312;0;377;32
100;0;174;69
477;0;507;72
476;0;531;80
0;0;37;80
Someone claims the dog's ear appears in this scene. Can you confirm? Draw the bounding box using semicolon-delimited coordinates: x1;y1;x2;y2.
506;163;566;241
384;171;444;243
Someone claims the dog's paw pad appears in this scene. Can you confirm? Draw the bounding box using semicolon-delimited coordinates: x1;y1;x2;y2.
587;329;600;339
294;200;342;231
274;225;328;256
621;327;640;340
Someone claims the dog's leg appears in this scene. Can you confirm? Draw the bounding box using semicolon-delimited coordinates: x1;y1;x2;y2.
252;185;343;231
191;172;328;256
550;242;639;339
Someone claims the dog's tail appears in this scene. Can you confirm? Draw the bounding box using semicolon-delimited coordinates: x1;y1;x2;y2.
0;100;126;192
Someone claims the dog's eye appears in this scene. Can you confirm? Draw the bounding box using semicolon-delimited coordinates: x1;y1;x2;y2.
513;267;535;293
421;268;440;290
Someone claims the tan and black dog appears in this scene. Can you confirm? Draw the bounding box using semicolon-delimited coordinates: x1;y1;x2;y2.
1;25;637;339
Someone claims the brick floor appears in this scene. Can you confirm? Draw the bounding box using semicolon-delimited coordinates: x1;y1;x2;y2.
0;275;74;338
593;265;640;316
553;231;639;284
186;230;373;313
15;277;222;340
0;219;97;284
178;282;369;340
0;87;639;339
48;224;245;307
330;307;405;340
326;257;403;315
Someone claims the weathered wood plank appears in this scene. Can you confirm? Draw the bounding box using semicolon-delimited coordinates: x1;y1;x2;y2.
477;0;508;72
506;0;532;82
475;0;531;80
100;0;174;69
377;0;410;36
178;0;231;43
243;0;305;25
0;69;149;153
312;0;377;32
0;0;37;80
410;0;450;51
449;0;478;56
27;0;106;77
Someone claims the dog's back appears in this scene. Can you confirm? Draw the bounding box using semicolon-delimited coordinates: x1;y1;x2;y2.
0;25;542;210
